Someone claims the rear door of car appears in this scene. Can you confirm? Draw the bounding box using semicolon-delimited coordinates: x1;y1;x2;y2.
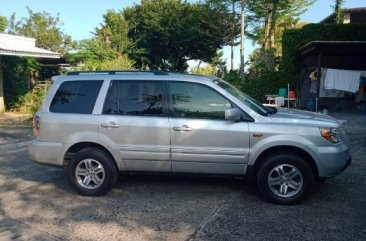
167;81;250;175
38;79;103;144
98;79;171;172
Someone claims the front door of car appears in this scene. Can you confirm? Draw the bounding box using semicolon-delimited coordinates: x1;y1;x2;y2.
167;82;250;175
99;80;171;172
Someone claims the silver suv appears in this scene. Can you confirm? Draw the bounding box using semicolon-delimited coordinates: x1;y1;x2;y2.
28;71;351;204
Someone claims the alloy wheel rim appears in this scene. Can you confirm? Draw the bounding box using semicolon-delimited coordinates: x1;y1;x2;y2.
267;164;303;198
75;159;105;189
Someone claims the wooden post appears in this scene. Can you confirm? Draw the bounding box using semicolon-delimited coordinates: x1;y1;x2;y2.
316;52;322;112
0;56;4;113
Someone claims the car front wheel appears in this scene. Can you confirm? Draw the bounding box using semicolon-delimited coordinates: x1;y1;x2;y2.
256;153;314;205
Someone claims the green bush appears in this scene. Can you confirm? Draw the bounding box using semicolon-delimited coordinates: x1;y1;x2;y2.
191;64;217;76
224;70;287;102
2;56;61;111
82;55;134;71
11;87;49;114
282;23;366;84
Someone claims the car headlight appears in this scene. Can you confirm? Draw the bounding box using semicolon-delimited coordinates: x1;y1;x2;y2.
319;128;342;144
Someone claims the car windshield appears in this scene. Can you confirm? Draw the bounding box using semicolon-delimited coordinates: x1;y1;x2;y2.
213;79;273;116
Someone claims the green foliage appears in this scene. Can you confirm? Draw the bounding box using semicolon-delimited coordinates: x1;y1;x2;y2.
7;7;73;53
66;39;118;64
224;70;286;102
82;55;134;71
249;48;279;73
67;11;134;70
246;0;314;51
123;0;233;71
2;55;60;112
94;10;130;53
0;16;7;32
282;24;366;84
11;87;49;114
2;56;36;108
191;64;217;76
333;0;345;24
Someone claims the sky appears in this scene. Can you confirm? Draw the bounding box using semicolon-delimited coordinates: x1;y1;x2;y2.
1;0;365;69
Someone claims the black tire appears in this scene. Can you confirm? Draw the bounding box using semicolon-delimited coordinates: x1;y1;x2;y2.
68;147;118;196
256;152;314;205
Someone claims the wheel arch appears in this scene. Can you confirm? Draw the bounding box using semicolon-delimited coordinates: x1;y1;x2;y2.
64;142;119;171
249;145;319;182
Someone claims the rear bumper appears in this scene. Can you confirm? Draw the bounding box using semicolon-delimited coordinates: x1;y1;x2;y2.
28;140;64;166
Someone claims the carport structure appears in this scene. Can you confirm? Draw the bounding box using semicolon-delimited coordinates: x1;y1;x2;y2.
0;33;60;112
298;41;366;110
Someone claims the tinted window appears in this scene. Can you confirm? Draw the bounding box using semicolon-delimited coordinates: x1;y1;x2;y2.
169;82;231;119
213;79;269;116
103;81;163;116
50;80;102;114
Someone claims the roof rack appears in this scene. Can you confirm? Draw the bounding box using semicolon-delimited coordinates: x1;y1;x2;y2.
66;70;169;76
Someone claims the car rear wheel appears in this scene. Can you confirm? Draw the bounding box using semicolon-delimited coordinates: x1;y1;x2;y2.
256;153;314;205
68;148;118;196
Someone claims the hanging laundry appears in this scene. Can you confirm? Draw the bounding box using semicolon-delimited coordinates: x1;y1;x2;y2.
324;69;361;93
319;68;344;98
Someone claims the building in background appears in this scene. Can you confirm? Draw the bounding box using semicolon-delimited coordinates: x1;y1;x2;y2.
320;7;366;24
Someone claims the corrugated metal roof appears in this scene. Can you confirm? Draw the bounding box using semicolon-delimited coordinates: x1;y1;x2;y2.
0;33;60;58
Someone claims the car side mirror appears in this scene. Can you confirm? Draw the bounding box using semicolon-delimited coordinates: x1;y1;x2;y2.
225;108;242;122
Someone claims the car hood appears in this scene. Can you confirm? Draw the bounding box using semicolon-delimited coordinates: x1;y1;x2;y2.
269;108;339;127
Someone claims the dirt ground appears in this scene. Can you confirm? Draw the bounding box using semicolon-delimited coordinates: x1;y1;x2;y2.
0;112;32;126
0;112;365;241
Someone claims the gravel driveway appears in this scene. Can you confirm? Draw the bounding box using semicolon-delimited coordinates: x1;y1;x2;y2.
0;112;365;241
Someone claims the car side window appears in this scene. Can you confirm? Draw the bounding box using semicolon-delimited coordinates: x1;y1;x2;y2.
103;80;164;116
50;80;103;114
169;82;231;119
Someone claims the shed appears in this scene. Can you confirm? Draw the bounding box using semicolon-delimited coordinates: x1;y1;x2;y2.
298;41;366;111
0;33;60;112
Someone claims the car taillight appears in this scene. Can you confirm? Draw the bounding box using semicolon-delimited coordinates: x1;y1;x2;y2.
33;116;40;136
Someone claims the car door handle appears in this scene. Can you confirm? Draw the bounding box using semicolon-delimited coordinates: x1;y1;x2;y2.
173;125;193;132
101;122;120;128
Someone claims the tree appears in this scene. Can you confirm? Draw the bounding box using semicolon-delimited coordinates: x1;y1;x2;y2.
239;0;245;77
333;0;345;24
94;10;130;54
66;11;134;71
7;7;72;53
0;16;7;32
123;0;233;71
247;0;314;51
204;0;240;71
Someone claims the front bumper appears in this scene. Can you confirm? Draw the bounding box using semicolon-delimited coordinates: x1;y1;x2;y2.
28;140;64;166
312;143;351;178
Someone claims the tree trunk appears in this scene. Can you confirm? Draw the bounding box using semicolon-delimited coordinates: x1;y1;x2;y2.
263;9;272;50
239;0;245;77
230;0;235;71
269;1;278;49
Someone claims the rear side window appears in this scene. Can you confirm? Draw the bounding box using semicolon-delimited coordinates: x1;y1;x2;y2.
50;80;103;114
103;80;163;116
